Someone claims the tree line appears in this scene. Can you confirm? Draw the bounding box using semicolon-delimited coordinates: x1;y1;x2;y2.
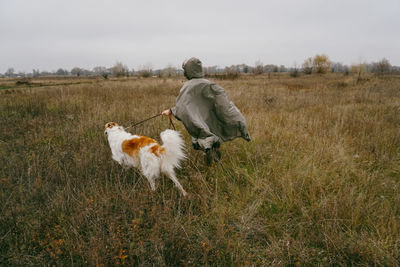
1;56;398;78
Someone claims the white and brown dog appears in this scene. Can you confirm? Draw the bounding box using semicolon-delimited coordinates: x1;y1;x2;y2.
104;122;187;196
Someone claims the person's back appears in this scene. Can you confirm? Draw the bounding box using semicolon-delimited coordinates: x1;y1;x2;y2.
162;57;250;165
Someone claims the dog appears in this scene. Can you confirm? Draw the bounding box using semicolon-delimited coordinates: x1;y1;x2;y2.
104;122;187;196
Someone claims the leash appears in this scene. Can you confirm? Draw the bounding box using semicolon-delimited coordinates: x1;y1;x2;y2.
168;113;176;130
125;114;162;130
124;112;176;130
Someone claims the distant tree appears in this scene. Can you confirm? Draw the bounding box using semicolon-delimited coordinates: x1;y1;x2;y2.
312;54;331;74
279;65;287;72
226;65;240;73
154;69;161;78
40;71;52;76
373;58;391;75
32;69;40;77
253;60;263;75
93;66;106;75
81;69;92;76
242;64;249;73
391;65;400;73
264;64;277;73
331;62;346;73
56;68;68;76
223;65;240;79
138;63;153;78
5;68;15;77
343;65;350;75
112;61;129;77
290;64;300;78
71;67;82;77
161;64;177;77
204;66;218;75
302;58;313;74
93;66;109;79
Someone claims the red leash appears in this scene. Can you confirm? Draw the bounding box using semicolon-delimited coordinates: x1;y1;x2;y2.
168;113;176;130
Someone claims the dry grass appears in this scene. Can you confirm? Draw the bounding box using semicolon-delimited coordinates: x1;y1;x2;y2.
1;73;399;265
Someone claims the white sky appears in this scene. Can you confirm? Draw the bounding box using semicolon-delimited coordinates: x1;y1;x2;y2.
1;0;399;73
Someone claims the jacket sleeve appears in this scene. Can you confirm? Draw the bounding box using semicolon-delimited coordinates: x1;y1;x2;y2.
170;106;181;121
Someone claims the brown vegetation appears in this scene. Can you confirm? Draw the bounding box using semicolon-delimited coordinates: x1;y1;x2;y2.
1;73;399;265
302;54;332;74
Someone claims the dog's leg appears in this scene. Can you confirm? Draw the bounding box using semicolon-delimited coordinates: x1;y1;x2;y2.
142;171;157;191
163;169;187;196
148;177;156;191
140;152;160;191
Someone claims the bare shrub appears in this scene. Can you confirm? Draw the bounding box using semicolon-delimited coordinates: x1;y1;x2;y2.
253;60;264;75
161;64;177;78
112;61;129;77
138;64;153;78
373;58;391;75
351;63;367;83
289;66;300;78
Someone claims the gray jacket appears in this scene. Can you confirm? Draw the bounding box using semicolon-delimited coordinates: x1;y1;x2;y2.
171;58;250;150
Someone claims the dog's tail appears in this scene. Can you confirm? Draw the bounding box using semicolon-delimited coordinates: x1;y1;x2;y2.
160;129;185;169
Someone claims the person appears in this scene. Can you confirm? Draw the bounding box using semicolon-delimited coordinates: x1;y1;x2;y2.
162;57;251;165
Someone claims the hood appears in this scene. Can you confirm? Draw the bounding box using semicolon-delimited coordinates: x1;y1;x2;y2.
182;57;203;79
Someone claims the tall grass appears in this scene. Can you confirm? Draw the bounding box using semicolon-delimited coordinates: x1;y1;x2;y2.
1;74;399;265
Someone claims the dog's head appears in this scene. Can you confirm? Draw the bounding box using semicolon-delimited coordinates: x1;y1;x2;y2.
104;122;122;136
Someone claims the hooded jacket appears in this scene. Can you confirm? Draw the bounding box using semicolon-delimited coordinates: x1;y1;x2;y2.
171;58;250;150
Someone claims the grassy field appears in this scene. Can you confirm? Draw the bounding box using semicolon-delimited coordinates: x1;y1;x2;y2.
1;73;399;266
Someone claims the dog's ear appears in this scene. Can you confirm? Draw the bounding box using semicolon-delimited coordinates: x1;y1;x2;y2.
105;122;117;128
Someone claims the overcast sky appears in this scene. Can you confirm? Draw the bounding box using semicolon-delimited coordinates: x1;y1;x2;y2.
1;0;399;73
